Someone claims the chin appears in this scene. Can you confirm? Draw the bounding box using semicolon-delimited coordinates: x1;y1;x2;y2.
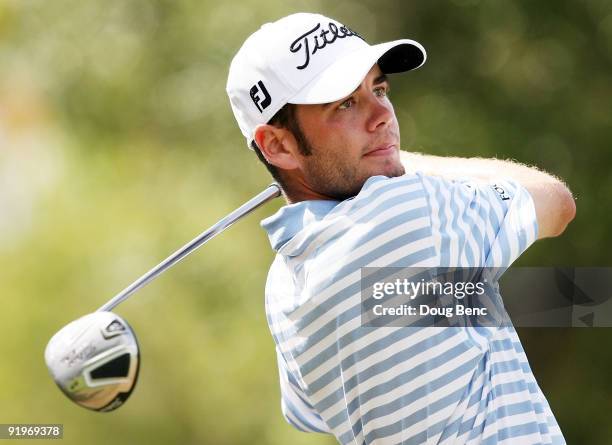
374;163;405;179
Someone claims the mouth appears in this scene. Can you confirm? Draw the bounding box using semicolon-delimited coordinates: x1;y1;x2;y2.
363;143;398;157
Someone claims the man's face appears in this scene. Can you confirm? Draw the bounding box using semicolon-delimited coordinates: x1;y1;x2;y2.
291;64;404;201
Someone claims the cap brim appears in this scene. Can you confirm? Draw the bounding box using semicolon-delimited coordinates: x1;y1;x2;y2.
288;39;426;105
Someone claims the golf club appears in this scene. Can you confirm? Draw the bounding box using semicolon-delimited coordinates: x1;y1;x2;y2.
45;183;281;411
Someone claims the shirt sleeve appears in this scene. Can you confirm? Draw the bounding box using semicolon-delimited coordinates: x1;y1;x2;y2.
419;173;539;269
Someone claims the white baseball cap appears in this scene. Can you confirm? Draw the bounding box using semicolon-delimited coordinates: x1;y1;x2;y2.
226;12;427;147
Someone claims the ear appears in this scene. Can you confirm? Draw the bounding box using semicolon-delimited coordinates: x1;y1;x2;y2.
253;124;301;170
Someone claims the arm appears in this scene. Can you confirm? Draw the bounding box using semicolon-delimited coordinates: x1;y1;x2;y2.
401;151;576;240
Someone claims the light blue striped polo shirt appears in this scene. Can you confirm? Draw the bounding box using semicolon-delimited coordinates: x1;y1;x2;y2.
261;172;565;444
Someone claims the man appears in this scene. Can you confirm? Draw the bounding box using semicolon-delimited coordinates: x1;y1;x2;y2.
227;12;575;445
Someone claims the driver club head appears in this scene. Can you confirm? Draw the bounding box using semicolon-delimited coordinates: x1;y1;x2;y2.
44;311;140;412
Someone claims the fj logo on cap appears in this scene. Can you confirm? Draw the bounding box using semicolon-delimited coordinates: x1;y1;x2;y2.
250;80;271;113
290;22;363;70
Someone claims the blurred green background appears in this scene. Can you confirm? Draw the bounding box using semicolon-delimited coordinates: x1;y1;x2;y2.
1;0;611;443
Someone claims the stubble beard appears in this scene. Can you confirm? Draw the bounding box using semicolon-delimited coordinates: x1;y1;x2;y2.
302;142;406;201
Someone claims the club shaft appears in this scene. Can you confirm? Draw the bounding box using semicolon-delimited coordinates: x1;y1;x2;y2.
97;184;281;312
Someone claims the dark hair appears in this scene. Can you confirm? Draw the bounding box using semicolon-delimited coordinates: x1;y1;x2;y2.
250;104;312;190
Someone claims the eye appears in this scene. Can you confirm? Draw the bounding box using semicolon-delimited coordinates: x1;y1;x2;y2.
374;85;390;97
337;97;355;110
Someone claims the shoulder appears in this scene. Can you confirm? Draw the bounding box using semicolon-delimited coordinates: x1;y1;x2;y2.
329;173;427;216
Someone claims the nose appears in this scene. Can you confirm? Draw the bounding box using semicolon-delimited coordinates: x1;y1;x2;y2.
366;94;394;133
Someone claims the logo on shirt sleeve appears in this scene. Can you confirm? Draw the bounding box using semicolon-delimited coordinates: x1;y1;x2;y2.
491;184;510;201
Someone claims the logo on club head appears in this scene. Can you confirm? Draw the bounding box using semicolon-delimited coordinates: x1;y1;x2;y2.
61;345;97;367
250;80;271;113
102;319;126;339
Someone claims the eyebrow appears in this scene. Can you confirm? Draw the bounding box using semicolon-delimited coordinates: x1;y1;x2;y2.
373;73;388;86
322;74;389;109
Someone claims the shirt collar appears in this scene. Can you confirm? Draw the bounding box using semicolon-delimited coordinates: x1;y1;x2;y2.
261;199;339;252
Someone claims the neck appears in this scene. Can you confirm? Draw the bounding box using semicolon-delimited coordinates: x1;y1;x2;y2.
284;189;336;204
281;173;338;204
